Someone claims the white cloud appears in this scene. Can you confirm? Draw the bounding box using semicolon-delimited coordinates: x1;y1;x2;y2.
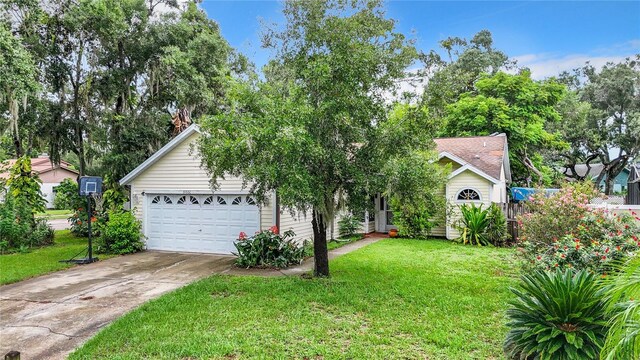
514;41;639;80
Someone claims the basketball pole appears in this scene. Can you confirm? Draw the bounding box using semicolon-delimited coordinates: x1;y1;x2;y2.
87;193;93;261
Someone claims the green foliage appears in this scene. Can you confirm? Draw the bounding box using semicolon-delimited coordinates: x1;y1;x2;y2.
421;30;514;119
5;156;46;214
517;181;639;274
456;203;491;246
200;0;418;276
337;215;361;238
518;182;599;245
486;203;508;246
384;150;448;239
556;57;640;194
53;178;78;210
97;211;144;255
0;194;54;252
504;269;608;360
234;228;304;269
443;71;567;185
520;211;639;274
601;256;640;360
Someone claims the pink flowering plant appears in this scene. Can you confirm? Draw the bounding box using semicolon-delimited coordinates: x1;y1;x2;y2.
517;183;639;274
234;226;304;269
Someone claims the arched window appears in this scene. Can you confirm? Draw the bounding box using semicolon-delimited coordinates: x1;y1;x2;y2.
456;188;481;201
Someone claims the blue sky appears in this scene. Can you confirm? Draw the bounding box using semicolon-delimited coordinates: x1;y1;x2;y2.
200;1;640;79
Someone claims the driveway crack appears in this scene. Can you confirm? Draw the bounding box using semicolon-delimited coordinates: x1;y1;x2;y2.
1;324;78;339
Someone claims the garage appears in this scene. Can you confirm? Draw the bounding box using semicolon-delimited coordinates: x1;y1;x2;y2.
146;194;260;254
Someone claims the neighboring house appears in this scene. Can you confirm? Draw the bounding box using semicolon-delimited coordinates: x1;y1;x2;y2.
120;125;511;254
0;156;79;208
560;164;630;193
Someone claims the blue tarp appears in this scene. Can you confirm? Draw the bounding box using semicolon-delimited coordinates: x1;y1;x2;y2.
511;187;560;202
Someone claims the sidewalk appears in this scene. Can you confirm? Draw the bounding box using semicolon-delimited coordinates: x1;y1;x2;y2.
225;232;388;277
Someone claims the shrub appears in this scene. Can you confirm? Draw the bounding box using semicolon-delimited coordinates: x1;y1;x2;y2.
456;203;490;246
338;215;361;238
53;178;77;210
486;203;508;245
234;227;304;269
600;256;640;360
519;208;639;274
97;211;144;254
504;269;608;360
0;194;53;251
384;150;449;239
517;182;599;245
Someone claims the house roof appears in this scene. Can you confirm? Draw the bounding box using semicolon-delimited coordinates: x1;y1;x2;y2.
120;124;202;185
0;156;78;179
434;134;509;182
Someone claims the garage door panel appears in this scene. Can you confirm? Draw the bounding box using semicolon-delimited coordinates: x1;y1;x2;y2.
146;193;259;254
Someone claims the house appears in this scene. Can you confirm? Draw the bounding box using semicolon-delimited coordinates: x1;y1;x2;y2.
627;163;640;205
0;156;79;208
560;164;630;194
120;125;511;254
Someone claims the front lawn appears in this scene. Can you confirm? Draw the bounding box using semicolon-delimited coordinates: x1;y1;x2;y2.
36;209;73;220
0;230;99;285
71;239;518;359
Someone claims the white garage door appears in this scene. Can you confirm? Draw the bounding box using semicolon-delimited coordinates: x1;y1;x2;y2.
146;194;260;254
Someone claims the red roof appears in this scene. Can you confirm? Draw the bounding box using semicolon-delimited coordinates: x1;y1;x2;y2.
434;134;507;180
0;156;78;179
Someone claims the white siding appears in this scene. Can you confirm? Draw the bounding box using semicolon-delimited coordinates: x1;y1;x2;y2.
445;170;492;239
128;132;275;243
279;210;314;243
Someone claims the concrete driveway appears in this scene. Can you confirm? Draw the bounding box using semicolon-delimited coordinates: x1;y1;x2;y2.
0;251;235;360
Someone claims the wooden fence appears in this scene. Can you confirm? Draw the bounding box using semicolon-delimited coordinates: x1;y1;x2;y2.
498;202;527;243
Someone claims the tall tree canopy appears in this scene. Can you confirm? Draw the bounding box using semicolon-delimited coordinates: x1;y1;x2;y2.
555;57;640;194
199;0;419;276
1;0;246;188
443;70;567;185
421;30;514;119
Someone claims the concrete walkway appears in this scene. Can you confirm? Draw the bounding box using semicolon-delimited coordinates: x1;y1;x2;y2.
0;234;386;359
48;218;70;231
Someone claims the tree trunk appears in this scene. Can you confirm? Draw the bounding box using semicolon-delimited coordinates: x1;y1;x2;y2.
311;208;329;277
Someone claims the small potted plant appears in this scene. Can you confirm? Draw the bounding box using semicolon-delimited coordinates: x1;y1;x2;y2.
389;228;398;238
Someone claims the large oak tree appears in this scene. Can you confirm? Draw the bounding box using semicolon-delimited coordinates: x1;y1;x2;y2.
199;0;417;276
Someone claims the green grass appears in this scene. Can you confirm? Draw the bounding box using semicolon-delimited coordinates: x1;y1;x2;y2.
36;209;73;220
327;234;363;250
71;239;518;359
0;230;103;285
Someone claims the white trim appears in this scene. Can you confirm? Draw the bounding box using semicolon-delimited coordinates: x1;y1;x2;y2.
140;189;251;195
454;187;483;203
271;190;277;227
120;124;202;185
438;151;468;166
449;164;501;184
445;183;450;240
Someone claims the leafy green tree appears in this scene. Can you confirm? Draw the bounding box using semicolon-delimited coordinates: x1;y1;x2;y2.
5;156;46;214
556;58;640;194
199;0;417;276
0;22;39;157
421;30;515;119
443;70;567;185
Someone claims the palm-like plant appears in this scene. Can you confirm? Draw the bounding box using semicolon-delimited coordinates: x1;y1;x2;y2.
457;203;490;246
600;256;640;360
504;270;608;360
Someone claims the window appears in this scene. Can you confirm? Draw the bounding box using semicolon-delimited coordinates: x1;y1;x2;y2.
231;196;242;205
190;196;199;205
217;196;227;205
177;196;186;204
245;196;256;205
163;196;172;204
151;196;161;204
204;196;214;205
456;188;481;201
